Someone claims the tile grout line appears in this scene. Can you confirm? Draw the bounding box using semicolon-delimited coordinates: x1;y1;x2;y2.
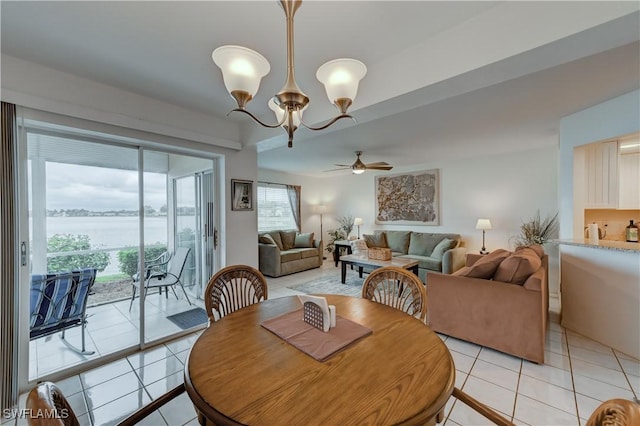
511;358;523;423
612;349;640;404
565;328;582;426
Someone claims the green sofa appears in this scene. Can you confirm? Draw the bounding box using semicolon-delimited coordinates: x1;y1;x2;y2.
258;230;323;277
365;230;466;281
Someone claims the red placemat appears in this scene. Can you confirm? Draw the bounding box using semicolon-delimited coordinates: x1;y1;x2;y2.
260;309;373;361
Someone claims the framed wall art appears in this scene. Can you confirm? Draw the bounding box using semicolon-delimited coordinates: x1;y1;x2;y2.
231;179;253;211
375;169;439;225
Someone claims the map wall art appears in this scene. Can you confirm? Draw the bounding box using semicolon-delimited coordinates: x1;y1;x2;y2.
375;169;439;225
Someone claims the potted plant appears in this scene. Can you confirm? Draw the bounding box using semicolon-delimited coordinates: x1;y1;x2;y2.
337;215;355;239
511;210;559;248
326;228;347;263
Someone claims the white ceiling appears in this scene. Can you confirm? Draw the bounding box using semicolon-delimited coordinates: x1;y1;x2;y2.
2;1;639;177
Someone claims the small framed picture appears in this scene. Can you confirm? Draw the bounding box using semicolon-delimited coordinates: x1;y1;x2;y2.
231;179;253;211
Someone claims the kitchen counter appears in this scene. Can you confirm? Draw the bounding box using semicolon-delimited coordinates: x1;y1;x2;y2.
555;238;640;252
558;242;640;358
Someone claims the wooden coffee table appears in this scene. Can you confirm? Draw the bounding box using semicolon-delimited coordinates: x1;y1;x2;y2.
340;253;419;283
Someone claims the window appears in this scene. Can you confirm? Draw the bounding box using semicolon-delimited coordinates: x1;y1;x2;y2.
257;183;298;232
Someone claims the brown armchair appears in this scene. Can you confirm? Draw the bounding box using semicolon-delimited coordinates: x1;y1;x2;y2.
427;252;548;364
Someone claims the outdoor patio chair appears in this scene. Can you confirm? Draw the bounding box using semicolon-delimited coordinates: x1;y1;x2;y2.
131;250;172;296
129;247;192;310
29;268;97;355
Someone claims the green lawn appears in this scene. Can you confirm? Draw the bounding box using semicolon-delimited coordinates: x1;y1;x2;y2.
95;273;129;283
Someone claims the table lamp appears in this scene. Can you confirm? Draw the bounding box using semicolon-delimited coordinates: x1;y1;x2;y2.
475;218;492;255
354;217;364;238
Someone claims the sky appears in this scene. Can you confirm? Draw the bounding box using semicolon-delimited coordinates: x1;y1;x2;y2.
42;163;170;211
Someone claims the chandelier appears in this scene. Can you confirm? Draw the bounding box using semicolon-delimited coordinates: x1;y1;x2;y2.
212;0;367;148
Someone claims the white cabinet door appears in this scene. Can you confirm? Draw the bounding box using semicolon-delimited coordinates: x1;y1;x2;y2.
584;141;618;208
618;152;640;209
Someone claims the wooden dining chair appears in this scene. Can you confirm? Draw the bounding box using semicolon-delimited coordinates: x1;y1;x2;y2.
26;381;186;426
361;266;427;321
204;264;268;322
585;398;640;426
449;387;515;426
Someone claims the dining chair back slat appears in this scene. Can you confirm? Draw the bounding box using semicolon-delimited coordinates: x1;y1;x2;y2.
205;265;268;322
361;266;427;321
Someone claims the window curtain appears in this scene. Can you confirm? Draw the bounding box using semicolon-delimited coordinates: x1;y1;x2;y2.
286;185;301;231
1;102;18;411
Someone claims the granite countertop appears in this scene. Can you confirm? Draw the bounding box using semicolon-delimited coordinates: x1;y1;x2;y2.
554;239;640;252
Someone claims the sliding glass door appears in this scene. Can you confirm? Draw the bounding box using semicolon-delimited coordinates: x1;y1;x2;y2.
20;121;219;384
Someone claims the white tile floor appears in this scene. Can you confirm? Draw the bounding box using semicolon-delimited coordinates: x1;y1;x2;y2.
9;261;640;426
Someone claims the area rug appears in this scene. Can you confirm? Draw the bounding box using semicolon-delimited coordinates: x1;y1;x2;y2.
166;307;208;329
286;274;364;297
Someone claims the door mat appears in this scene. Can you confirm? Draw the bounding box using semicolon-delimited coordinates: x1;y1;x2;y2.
166;307;208;330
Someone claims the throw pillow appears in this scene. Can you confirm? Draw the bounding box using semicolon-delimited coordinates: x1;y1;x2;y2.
515;244;544;258
493;248;542;285
280;230;297;250
384;231;411;254
259;234;276;245
430;237;457;260
350;239;368;254
294;232;314;248
363;233;388;248
456;249;511;279
270;232;284;250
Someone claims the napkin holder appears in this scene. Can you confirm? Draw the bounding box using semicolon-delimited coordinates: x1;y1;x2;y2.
299;295;336;332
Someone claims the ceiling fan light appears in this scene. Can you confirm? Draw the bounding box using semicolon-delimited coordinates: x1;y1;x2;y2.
212;45;270;97
316;58;367;106
352;169;366;174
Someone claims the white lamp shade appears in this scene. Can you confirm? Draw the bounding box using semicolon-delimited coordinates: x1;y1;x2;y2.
268;98;306;128
212;45;270;97
316;58;367;103
354;217;364;226
314;205;327;214
475;218;492;230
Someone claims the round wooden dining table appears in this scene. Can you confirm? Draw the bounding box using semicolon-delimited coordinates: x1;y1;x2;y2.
185;294;455;426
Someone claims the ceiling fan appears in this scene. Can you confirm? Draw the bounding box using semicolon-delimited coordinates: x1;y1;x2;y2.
327;151;393;174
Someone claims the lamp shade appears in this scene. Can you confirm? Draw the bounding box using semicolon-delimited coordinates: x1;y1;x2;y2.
314;205;327;214
475;219;492;230
354;217;364;226
212;45;270;97
316;59;367;104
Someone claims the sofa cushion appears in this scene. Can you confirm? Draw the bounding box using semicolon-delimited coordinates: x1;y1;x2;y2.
396;254;442;272
515;244;544;258
280;230;297;250
294;232;314;248
456;249;511;279
430;237;457;260
364;233;388;248
299;248;319;259
383;231;411;254
408;233;445;257
259;234;276;245
280;250;302;263
493;248;542;285
350;239;368;255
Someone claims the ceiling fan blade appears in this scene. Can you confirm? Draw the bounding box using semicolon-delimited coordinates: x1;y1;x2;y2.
324;167;351;172
364;162;391;167
365;165;394;170
333;164;352;167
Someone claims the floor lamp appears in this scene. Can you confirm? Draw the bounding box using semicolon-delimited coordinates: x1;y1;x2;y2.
315;205;327;259
475;218;492;255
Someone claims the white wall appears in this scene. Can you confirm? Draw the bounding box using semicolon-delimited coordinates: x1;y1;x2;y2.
260;145;559;294
2;55;259;269
559;90;640;238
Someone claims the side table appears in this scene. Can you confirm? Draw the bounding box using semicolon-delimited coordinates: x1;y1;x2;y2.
333;240;353;267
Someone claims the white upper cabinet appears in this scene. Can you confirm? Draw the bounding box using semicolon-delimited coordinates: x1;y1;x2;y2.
618;136;640;210
583;140;619;209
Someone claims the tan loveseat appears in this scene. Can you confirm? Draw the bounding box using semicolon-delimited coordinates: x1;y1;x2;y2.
364;230;467;281
427;248;548;364
258;230;323;277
